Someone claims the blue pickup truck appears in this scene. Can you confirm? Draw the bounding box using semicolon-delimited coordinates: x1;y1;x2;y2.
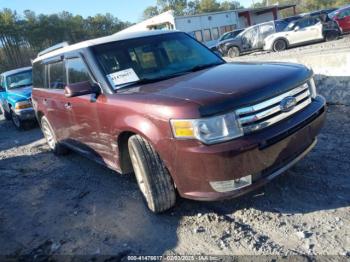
0;66;36;129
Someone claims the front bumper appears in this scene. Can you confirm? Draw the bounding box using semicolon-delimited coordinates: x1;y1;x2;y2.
14;108;36;121
169;96;326;201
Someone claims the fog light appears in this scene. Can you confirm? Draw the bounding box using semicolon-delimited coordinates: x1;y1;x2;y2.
210;175;252;193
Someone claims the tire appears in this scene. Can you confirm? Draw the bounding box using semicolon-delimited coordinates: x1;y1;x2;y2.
11;110;25;130
273;39;287;52
325;31;339;42
41;116;69;155
227;46;240;58
128;135;176;213
0;104;11;120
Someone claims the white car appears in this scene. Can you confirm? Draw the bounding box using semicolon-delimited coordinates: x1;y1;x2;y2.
264;17;324;52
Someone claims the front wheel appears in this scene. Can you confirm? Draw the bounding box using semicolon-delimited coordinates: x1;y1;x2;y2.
128;135;176;213
11;110;25;130
325;31;339;42
273;39;287;52
227;46;240;58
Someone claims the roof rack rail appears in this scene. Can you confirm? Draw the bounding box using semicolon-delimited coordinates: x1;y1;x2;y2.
37;42;69;57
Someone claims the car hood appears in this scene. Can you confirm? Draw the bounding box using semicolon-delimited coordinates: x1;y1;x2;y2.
120;63;312;117
6;86;32;101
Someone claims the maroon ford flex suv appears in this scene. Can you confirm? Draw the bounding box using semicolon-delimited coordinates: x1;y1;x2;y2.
32;31;326;213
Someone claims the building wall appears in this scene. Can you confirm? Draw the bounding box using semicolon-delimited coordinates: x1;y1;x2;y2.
175;11;238;33
175;11;239;45
251;12;277;25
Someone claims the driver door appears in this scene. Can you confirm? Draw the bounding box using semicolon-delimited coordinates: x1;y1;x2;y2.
241;26;260;51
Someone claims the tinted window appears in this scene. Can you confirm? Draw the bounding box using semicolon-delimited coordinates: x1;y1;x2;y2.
33;62;45;89
93;33;223;89
49;61;65;89
67;58;91;84
275;21;288;32
204;29;212;41
297;18;319;29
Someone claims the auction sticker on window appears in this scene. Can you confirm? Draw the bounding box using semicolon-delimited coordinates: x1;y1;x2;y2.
107;68;140;89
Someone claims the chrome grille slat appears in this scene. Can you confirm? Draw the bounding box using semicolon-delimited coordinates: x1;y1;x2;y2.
236;83;312;133
236;83;309;116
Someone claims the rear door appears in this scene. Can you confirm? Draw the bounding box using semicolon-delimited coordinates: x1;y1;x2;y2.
241;26;260;51
258;22;276;48
41;58;73;142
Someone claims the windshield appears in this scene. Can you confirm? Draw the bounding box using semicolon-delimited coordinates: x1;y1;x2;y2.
93;32;224;89
6;70;32;89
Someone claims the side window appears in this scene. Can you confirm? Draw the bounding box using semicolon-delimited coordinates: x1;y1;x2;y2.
33;62;45;89
66;57;92;84
48;61;66;89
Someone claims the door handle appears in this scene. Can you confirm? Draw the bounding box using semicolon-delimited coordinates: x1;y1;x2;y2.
64;102;72;110
43;98;48;106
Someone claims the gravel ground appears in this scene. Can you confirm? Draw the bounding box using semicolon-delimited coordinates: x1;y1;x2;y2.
0;103;349;259
1;37;350;259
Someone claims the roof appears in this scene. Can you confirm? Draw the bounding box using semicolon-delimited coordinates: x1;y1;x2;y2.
1;66;32;77
33;30;178;63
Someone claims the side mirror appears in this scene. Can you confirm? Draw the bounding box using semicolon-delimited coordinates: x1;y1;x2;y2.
294;26;300;32
64;81;99;98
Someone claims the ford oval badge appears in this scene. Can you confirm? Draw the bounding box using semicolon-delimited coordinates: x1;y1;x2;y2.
280;96;297;112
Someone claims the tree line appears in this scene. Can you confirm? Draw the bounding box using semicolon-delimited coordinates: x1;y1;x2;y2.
143;0;349;19
0;9;131;72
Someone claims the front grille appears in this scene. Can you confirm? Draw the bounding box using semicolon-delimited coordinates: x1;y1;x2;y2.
235;83;312;134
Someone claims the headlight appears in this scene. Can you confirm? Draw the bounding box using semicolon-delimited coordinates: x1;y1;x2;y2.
309;78;317;98
171;112;243;145
15;100;32;110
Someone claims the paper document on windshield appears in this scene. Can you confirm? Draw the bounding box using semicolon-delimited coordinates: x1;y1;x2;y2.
107;68;140;89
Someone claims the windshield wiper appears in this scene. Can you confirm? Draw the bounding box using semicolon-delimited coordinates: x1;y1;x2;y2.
187;62;224;72
11;84;32;89
115;71;191;90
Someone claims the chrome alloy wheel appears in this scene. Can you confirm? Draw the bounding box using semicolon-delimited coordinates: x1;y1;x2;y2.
42;121;56;150
129;147;148;199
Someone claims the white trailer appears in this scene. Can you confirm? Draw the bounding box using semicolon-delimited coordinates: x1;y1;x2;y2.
120;10;240;47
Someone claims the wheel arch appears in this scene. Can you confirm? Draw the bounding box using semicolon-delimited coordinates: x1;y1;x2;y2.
115;116;171;175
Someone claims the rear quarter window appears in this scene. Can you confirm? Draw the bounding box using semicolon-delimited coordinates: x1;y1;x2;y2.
48;61;66;89
33;62;45;89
